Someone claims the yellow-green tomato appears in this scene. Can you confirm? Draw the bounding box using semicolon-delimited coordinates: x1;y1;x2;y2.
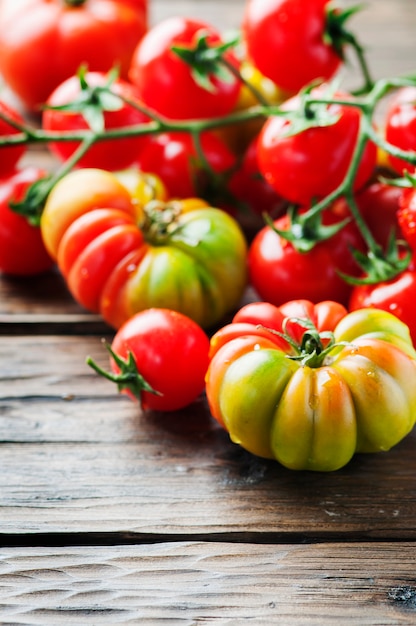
206;302;416;472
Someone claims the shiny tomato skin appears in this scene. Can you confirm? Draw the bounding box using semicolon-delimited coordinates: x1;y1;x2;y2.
384;86;416;175
257;90;377;205
0;167;54;276
41;169;248;330
42;71;150;171
0;101;26;177
397;188;416;252
242;0;342;93
110;308;210;411
129;16;241;120
40;168;135;260
0;0;147;111
248;211;364;306
349;267;416;346
135;131;236;199
206;306;416;470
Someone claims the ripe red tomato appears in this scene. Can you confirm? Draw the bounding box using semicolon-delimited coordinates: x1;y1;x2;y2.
333;181;404;251
0;100;27;177
42;71;150;171
398;187;416;251
135;131;236;199
257;89;377;205
87;308;210;412
0;167;54;276
129;16;241;120
248;209;365;306
242;0;343;93
0;0;147;111
349;263;416;346
384;86;416;175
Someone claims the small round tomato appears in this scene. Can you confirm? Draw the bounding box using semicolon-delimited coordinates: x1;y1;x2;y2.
135;131;236;200
242;0;344;93
0;0;147;111
398;187;416;251
129;16;241;120
0;100;26;177
0;167;54;276
384;86;416;175
87;308;210;412
42;71;150;171
206;303;416;471
257;89;377;205
349;264;416;346
248;210;365;307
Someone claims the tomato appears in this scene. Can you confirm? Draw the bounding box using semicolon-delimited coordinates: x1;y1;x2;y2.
87;308;210;412
384;86;416;176
42;71;150;171
397;187;416;251
135;131;236;200
0;0;147;111
0;100;26;177
349;264;416;346
242;0;344;93
40;168;248;330
129;16;241;120
333;181;404;251
206;303;416;471
257;88;377;206
0;167;54;276
248;209;365;307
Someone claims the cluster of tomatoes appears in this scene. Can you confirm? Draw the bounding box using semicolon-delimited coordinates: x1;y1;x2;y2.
2;0;416;471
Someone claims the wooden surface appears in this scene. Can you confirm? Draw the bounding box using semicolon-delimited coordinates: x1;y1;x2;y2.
1;1;416;624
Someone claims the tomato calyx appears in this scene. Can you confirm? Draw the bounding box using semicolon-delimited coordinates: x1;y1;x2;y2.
9;174;54;227
264;205;350;253
43;66;123;133
171;31;240;94
86;342;162;404
261;317;345;368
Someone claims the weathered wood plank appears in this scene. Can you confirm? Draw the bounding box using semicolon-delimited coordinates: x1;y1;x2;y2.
0;542;416;625
1;334;415;538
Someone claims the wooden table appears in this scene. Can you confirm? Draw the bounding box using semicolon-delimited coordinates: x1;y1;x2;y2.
1;1;416;623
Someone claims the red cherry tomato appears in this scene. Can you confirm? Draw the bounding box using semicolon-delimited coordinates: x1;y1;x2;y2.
0;100;26;177
88;308;210;412
42;71;150;171
384;86;416;175
0;0;147;111
0;167;54;276
242;0;343;93
257;89;377;206
248;210;365;306
397;187;416;252
129;16;241;120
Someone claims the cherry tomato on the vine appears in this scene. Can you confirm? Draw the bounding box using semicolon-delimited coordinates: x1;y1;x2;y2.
242;0;344;93
0;0;148;111
88;308;210;412
257;88;377;206
42;71;150;171
0;167;54;276
248;209;365;307
384;86;416;175
135;131;236;200
0;100;27;177
129;16;241;120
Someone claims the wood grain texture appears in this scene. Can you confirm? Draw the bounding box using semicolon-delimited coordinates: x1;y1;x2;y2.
1;334;416;539
1;542;416;625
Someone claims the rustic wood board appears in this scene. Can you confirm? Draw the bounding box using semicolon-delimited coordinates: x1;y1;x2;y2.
1;334;415;539
1;542;416;625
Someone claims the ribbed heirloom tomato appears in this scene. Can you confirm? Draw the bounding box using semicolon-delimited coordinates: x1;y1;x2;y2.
40;168;248;330
206;300;416;471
